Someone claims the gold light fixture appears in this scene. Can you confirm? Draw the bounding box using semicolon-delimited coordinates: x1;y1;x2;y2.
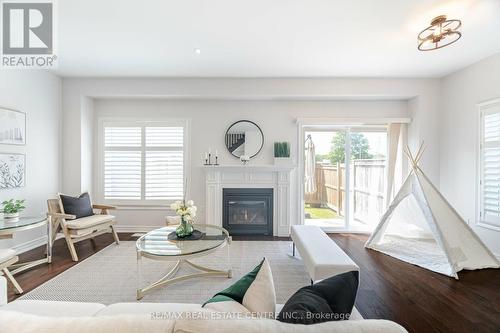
418;15;462;51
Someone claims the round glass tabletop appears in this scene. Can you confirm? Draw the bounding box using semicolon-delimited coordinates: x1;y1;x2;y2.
0;216;47;231
136;224;229;257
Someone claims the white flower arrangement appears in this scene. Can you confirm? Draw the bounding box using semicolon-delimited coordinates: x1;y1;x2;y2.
170;199;197;222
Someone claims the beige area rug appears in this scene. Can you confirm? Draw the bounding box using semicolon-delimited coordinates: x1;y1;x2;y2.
20;241;312;305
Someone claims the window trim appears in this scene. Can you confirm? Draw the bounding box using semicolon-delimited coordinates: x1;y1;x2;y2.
96;117;190;207
477;98;500;232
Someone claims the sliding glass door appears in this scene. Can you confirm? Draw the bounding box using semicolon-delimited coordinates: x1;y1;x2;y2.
304;130;346;228
303;126;388;232
350;129;387;230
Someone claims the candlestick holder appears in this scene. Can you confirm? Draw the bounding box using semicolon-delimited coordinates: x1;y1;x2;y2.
214;156;219;166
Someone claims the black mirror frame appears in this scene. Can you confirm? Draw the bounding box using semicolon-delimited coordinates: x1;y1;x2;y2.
224;120;264;159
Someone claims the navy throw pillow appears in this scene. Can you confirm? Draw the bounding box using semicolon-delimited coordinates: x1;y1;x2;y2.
59;193;94;219
277;271;359;324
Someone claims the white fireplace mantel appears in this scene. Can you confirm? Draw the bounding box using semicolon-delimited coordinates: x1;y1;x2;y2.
203;164;295;237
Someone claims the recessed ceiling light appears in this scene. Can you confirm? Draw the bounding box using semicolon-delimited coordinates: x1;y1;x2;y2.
194;48;201;54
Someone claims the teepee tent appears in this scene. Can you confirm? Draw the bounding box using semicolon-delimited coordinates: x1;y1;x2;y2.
365;144;500;279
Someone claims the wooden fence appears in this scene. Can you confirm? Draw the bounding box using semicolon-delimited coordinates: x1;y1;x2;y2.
305;159;386;223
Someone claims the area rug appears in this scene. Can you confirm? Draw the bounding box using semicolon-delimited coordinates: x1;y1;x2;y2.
19;241;311;305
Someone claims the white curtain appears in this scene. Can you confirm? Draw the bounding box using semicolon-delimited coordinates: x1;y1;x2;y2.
386;123;403;206
304;136;317;194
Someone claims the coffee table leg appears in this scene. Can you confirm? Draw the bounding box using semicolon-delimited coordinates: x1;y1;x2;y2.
227;244;232;278
136;251;143;300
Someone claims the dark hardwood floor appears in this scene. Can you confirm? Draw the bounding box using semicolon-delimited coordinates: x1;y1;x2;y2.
5;232;500;333
331;233;500;333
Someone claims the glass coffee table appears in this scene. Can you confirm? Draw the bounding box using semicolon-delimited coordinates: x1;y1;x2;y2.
0;216;52;275
136;224;232;300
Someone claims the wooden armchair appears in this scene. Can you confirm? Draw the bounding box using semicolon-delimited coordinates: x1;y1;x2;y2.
47;200;120;262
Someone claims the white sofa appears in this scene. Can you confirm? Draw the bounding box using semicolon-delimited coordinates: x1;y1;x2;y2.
0;276;408;333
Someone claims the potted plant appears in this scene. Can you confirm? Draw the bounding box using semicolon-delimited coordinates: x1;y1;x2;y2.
1;199;26;219
274;142;291;165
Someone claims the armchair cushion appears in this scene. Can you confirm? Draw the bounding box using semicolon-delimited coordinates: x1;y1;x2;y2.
65;215;115;230
58;192;94;219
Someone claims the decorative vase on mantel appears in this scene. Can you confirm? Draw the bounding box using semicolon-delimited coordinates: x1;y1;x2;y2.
176;216;194;238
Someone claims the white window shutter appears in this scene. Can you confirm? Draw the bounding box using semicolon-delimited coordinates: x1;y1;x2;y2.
104;150;142;200
102;123;185;203
145;126;184;200
481;108;500;227
105;127;142;147
146;126;184;147
145;150;184;200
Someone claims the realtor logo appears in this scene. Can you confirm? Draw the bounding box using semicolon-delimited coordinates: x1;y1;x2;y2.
1;0;56;68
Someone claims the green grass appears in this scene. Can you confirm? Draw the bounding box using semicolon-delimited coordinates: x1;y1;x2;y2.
304;205;338;219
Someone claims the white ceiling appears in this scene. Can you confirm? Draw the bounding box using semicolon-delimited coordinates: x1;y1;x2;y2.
54;0;500;78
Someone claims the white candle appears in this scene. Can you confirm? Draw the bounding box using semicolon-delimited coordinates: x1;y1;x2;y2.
208;147;211;154
205;152;208;159
215;149;218;156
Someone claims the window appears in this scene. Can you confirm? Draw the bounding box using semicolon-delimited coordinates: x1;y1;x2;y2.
99;120;187;204
479;101;500;230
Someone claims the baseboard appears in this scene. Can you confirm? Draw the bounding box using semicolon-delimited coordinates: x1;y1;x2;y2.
12;234;63;255
10;227;155;254
113;225;161;233
12;236;46;255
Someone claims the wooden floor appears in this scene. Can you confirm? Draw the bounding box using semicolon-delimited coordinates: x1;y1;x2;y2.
5;232;500;333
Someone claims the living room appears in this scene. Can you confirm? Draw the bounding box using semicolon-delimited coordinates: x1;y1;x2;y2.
0;1;499;333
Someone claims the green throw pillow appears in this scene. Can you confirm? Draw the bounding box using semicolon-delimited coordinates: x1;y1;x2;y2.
203;258;276;317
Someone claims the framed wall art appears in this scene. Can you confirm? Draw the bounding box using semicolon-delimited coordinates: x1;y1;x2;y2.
0;153;26;189
0;107;26;145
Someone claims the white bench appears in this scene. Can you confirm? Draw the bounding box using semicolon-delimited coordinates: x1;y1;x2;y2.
291;225;359;283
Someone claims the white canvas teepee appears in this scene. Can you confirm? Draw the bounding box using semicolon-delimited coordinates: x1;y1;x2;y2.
365;144;500;279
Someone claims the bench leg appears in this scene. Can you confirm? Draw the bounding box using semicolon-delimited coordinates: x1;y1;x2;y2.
311;279;314;285
292;243;295;257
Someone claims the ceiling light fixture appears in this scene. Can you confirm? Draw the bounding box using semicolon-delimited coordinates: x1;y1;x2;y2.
418;15;462;51
194;48;201;54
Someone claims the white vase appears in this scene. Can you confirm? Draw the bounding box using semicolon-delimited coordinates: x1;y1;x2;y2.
3;212;19;219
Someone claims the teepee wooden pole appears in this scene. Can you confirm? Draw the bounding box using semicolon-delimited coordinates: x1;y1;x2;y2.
404;145;417;169
414;142;426;165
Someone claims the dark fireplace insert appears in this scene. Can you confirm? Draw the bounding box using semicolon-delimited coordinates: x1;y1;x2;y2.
222;188;273;236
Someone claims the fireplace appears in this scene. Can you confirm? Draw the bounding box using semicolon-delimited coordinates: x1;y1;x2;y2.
223;188;273;236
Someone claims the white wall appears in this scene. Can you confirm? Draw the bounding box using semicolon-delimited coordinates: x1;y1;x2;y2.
440;53;500;257
93;99;408;230
60;77;441;231
0;70;61;252
81;97;94;193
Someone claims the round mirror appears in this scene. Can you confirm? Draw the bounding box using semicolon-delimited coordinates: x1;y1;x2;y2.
225;120;264;159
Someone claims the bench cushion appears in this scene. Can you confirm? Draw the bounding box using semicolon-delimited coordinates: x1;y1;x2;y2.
65;215;115;230
291;225;359;281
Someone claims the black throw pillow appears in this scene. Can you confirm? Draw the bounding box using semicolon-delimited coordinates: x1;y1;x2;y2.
59;193;94;219
277;270;359;325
